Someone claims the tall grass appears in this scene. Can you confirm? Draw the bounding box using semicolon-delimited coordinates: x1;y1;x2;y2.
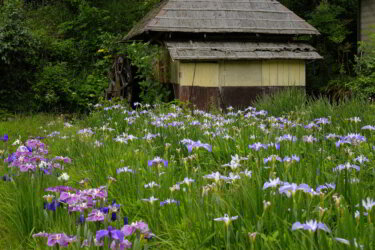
0;97;374;249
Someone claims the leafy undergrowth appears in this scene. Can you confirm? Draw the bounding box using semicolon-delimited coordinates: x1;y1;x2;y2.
0;98;374;249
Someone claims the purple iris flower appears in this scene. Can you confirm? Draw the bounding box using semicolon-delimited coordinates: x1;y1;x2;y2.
263;155;283;164
45;186;77;193
276;134;297;142
335;139;352;148
316;183;336;193
283;155;300;163
279;183;315;196
361;125;375;130
2;174;13;182
116;166;135;174
96;226;124;244
121;221;153;239
353;155;369;164
111;212;117;221
100;207;109;214
46;200;61;211
111;239;132;249
6;153;17;163
47;233;77;247
77;214;85;224
336;133;367;148
53;156;72;164
315;118;331;124
187;141;212;153
263;178;282;189
203;171;229;182
86;209;105;222
181;139;212;153
333;162;360;172
291;220;331;233
160;199;180;206
0;134;9;142
19;163;36;172
248;142;268;151
304;123;319;129
148;157;168;167
59;192;81;205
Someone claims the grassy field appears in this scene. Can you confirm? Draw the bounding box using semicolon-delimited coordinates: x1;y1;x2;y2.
0;91;374;249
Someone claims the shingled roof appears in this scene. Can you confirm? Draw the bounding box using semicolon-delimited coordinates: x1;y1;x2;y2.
125;0;319;40
166;41;322;60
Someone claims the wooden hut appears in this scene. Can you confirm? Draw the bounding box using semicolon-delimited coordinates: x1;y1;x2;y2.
359;0;375;42
124;0;322;109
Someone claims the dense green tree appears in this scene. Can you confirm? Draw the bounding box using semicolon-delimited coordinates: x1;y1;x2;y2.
0;0;41;111
0;0;369;112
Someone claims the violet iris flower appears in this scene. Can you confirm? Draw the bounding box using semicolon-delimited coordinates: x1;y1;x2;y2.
279;183;315;196
0;134;9;142
248;142;268;151
263;155;283;164
333;162;360;172
362;197;375;211
291;220;331;233
86;209;105;221
47;233;77;247
96;226;124;244
116;166;135;174
214;214;239;226
263;178;282;189
148;157;168;167
45;185;77;193
315;118;331;124
34;232;77;248
180;139;212;153
361;125;375;130
316;183;336;193
44;200;60;211
121;221;153;238
160;199;180;206
2;174;13;182
283;155;300;163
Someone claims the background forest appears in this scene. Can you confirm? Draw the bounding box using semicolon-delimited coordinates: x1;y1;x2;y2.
0;0;374;114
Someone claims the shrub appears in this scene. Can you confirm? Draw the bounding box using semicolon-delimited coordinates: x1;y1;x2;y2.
254;88;307;116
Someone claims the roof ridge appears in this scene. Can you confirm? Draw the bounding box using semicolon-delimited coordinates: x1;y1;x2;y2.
124;0;319;40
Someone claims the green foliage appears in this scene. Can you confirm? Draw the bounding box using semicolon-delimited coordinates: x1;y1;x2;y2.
33;62;108;112
0;0;41;111
254;88;307;116
124;42;171;104
308;2;350;45
326;33;375;100
281;0;358;92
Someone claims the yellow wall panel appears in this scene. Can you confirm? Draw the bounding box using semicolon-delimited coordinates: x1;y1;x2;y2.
262;61;270;86
174;60;306;87
277;61;285;86
179;62;219;87
299;61;306;86
220;61;262;87
288;61;300;86
269;61;279;86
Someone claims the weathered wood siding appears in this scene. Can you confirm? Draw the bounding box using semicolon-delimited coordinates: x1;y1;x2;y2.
261;60;305;86
170;60;180;84
361;0;375;41
179;62;219;87
172;60;305;87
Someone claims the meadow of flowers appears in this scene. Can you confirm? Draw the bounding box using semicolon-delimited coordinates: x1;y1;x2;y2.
0;97;374;249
